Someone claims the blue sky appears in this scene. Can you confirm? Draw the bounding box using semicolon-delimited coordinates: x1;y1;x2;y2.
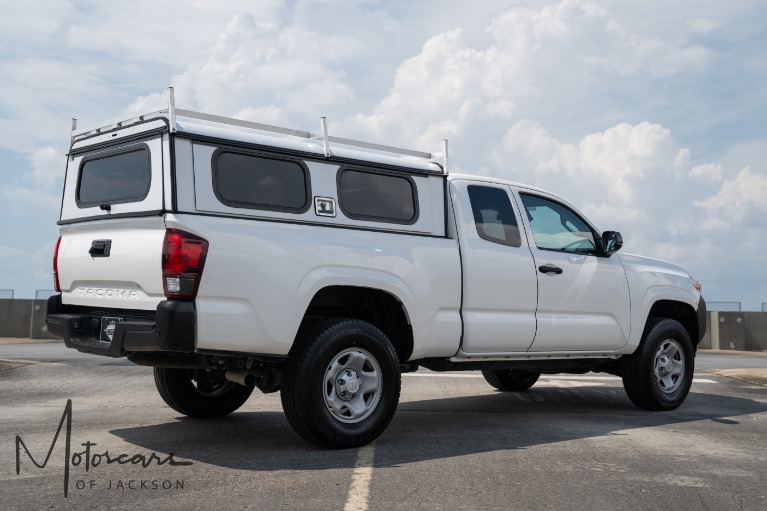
1;0;765;308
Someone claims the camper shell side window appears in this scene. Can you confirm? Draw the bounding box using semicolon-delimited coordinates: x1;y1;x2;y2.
212;149;311;213
337;168;419;224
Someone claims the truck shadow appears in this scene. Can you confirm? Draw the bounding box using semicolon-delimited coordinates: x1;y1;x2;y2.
109;385;767;472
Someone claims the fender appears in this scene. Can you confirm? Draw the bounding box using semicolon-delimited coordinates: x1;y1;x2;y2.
620;252;699;353
289;265;462;359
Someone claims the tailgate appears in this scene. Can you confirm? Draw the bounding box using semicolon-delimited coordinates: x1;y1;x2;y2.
57;128;169;311
58;216;166;310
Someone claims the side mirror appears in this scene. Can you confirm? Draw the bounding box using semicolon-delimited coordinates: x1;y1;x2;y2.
601;231;623;257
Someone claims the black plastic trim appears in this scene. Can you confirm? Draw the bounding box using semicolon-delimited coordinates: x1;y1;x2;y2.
46;295;196;358
696;297;707;344
69;125;168;157
442;177;449;238
416;357;619;373
57;209;165;226
169;132;178;212
194;348;287;365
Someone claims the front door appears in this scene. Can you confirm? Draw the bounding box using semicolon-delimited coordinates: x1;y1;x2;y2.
517;192;631;352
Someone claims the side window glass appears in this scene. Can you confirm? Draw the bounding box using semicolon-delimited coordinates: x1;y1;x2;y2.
467;185;521;248
520;194;596;254
77;146;151;207
338;169;417;223
213;151;309;212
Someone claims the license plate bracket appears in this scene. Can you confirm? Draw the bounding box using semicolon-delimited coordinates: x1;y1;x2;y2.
100;316;124;344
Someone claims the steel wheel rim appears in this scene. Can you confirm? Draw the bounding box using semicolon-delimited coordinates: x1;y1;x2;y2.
190;370;236;397
653;338;685;394
323;347;383;424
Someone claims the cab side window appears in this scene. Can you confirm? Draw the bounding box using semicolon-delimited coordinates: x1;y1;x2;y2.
520;193;596;254
467;185;521;248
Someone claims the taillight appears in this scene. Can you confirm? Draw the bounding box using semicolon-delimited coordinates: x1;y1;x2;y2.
53;236;62;293
162;229;209;299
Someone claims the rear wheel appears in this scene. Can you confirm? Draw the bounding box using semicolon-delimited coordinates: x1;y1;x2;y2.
154;367;254;418
482;369;541;391
621;318;694;411
281;319;401;448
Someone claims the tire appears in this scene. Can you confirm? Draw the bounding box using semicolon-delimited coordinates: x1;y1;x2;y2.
154;367;254;418
621;318;694;411
281;319;401;449
482;369;541;391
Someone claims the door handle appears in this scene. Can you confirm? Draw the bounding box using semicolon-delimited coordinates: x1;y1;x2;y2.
89;239;112;258
538;264;563;275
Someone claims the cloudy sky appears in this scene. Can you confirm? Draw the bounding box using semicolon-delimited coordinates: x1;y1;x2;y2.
1;0;765;308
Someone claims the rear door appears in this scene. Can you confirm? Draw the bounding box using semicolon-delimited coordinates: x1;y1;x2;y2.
57;123;169;311
451;180;538;353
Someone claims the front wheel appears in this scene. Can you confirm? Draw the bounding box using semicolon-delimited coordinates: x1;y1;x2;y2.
154;367;254;418
281;319;401;448
621;318;694;411
482;369;540;391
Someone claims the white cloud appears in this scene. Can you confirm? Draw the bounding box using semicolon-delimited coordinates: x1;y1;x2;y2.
689;163;723;182
130;5;412;127
336;0;717;158
0;185;61;213
0;241;57;297
0;244;26;258
234;105;288;126
696;167;767;214
0;0;766;304
492;121;692;234
29;147;65;190
689;17;720;34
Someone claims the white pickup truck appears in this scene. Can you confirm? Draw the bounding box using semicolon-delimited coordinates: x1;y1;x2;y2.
47;90;706;448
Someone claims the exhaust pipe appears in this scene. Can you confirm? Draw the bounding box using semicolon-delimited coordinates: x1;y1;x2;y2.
225;370;257;387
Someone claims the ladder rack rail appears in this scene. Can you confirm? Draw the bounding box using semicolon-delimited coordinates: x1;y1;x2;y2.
70;87;448;172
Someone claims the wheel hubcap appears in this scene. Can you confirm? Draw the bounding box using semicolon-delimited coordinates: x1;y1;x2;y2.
336;369;362;400
324;348;382;423
653;339;685;394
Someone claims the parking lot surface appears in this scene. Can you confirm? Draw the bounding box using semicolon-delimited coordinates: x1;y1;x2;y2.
1;343;766;510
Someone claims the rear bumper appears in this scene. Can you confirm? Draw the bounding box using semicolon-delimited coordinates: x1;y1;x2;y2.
46;295;196;358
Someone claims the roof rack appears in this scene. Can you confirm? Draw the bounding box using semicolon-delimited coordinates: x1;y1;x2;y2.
71;87;449;173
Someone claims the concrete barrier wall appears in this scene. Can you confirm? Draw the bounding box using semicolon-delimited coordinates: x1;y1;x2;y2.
699;311;767;351
0;299;56;339
1;300;765;349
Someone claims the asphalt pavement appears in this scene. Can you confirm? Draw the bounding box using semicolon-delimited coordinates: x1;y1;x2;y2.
1;340;766;510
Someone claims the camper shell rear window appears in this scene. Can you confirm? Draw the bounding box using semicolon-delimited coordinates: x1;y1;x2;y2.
213;150;310;213
76;145;152;208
